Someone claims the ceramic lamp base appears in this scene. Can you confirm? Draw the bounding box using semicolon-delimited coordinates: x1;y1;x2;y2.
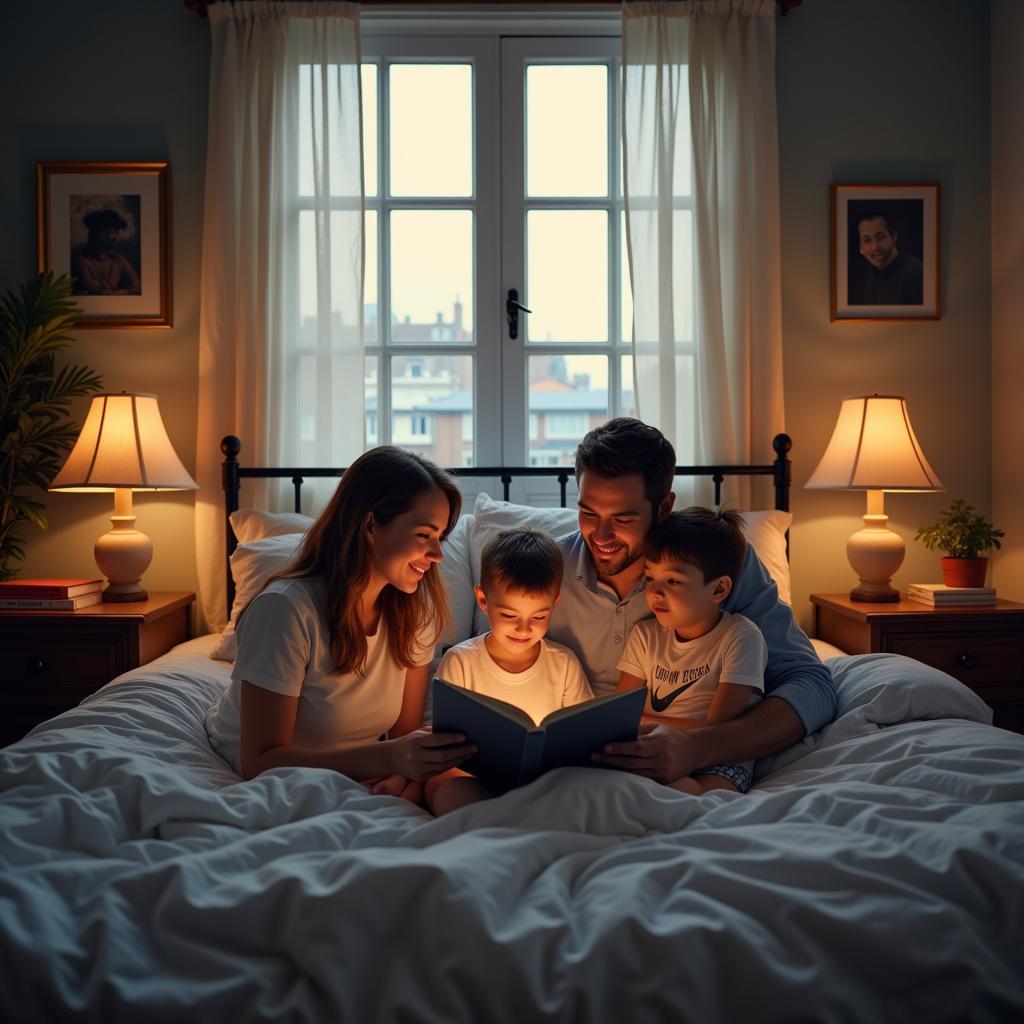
847;512;904;603
94;493;152;603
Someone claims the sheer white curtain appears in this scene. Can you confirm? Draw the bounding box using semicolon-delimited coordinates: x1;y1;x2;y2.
623;0;784;507
195;1;363;630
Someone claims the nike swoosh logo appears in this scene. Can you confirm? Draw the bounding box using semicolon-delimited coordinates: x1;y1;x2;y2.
650;679;700;713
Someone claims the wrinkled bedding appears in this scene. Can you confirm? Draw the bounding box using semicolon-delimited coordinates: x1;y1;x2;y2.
1;637;1022;1023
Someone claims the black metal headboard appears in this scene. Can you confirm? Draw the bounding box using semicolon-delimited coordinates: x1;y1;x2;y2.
221;433;792;610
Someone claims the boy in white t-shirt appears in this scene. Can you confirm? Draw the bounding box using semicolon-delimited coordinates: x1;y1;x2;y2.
428;528;594;814
616;507;767;795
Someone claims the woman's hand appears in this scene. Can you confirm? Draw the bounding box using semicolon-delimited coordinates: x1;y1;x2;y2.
386;729;476;781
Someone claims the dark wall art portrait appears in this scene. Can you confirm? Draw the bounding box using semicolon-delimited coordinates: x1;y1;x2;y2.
832;184;940;321
38;162;171;328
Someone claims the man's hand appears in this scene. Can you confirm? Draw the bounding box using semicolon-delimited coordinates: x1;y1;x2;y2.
592;722;701;783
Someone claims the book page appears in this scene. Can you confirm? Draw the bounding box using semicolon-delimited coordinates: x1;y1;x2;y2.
539;688;638;728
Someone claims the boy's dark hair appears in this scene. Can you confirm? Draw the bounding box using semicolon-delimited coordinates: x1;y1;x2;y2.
479;528;563;597
644;507;747;584
573;417;676;506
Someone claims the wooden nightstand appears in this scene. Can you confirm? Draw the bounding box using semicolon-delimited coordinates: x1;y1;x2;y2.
811;593;1024;734
0;591;195;747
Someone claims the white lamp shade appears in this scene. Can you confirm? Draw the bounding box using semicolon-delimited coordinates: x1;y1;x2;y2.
805;395;943;492
50;393;198;492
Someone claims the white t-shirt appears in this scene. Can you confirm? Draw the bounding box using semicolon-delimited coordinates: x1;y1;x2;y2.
205;577;435;774
437;634;594;726
616;611;766;720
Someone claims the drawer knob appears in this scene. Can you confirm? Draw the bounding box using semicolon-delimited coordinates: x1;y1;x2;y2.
959;653;978;670
28;656;46;673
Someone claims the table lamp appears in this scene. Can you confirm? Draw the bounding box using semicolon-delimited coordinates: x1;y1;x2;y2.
49;392;198;602
805;394;943;602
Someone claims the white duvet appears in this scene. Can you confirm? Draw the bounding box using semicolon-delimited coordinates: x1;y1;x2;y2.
1;637;1023;1024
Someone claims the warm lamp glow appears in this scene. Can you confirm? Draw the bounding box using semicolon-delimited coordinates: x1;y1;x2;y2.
806;395;943;602
50;393;198;602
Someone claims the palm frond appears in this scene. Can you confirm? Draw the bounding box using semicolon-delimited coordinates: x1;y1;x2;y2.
0;273;101;573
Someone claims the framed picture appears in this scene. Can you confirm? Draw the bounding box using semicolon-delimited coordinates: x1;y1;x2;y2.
37;161;171;329
831;183;940;321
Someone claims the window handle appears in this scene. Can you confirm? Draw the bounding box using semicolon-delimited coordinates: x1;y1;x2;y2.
506;288;532;340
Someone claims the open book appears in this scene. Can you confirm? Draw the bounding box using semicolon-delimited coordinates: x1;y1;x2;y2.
432;678;647;792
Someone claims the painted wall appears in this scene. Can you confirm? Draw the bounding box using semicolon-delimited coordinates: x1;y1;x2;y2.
991;0;1024;602
777;0;995;629
3;2;1008;633
1;1;209;598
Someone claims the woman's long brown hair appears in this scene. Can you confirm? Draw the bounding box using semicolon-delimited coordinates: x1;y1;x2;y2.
255;447;461;674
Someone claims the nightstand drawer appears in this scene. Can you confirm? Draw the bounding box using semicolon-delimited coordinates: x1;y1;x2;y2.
884;632;1024;685
5;637;125;691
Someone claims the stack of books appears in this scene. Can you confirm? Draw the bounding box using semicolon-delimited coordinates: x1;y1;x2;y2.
0;578;104;610
907;583;997;607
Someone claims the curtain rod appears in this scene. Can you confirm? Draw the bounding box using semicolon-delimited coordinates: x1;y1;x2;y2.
186;1;802;16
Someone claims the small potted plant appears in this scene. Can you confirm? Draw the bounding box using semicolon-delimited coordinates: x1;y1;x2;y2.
915;499;1004;588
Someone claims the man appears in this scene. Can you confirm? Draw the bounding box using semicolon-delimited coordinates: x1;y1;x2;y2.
854;211;923;305
545;418;836;784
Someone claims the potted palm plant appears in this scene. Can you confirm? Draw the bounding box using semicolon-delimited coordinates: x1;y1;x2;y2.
0;272;103;580
915;499;1004;588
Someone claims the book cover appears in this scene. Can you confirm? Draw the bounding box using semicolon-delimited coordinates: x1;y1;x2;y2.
0;592;103;611
432;678;647;791
908;583;996;596
0;578;103;599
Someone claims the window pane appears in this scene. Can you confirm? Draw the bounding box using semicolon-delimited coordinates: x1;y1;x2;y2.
390;64;473;197
527;211;607;342
390;210;473;342
298;210;363;342
628;209;694;346
391;354;474;466
363;64;378;198
298;63;362;197
365;355;379;446
527;65;607;197
364;210;378;344
528;354;608;465
620;355;636;419
620;210;632;344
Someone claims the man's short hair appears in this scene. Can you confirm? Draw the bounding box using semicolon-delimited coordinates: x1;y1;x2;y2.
856;210;895;236
573;417;676;505
644;507;747;584
479;528;564;597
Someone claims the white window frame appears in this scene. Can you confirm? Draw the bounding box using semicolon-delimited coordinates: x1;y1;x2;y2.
359;11;630;481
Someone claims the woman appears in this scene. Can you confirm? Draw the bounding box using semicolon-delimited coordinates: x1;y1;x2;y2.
206;447;475;794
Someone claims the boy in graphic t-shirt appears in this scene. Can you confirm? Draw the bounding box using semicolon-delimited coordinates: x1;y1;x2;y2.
616;507;767;795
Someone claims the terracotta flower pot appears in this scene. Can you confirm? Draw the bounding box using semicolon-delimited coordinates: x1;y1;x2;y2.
940;557;989;588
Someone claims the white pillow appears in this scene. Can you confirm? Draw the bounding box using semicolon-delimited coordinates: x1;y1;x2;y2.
229;508;315;544
741;509;793;605
462;493;793;638
209;533;304;662
438;514;475;648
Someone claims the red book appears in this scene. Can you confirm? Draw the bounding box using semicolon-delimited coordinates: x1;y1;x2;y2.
0;577;104;599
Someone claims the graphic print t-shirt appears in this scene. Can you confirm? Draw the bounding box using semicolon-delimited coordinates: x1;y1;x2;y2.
616;611;766;719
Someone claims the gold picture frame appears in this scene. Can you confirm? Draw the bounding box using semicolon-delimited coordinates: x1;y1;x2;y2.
37;161;171;329
831;183;940;322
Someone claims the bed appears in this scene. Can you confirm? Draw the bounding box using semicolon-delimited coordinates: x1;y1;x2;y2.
1;437;1022;1023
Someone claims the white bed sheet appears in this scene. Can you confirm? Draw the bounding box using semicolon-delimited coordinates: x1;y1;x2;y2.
1;637;1023;1023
